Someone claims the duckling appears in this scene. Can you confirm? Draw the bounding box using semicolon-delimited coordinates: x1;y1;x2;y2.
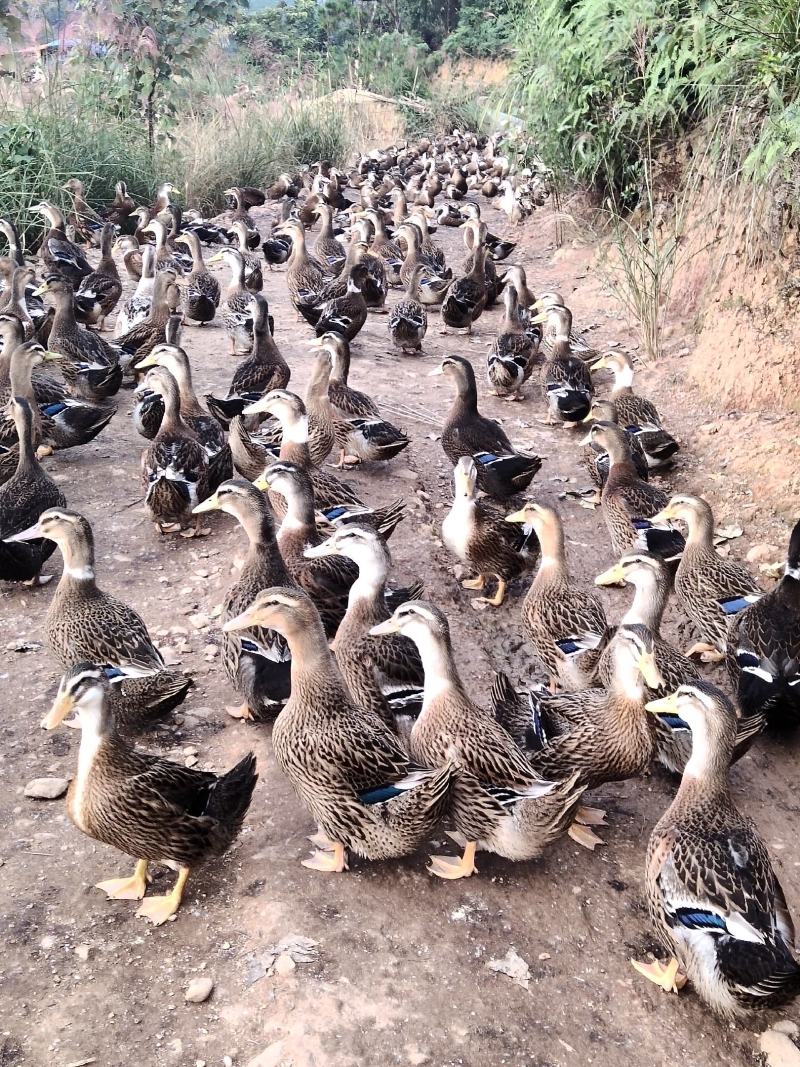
433;355;542;500
174;232;220;324
584;423;685;563
207;248;254;355
31;200;92;288
42;665;256;926
134;342;231;490
138;367;210;535
506;502;608;690
634;681;800;1016
115;245;157;337
193;480;292;721
6;508;191;717
443;457;539;607
388;265;428;354
231;220;264;293
726;518;800;728
371;601;584;878
0;397;66;584
73;223;123;332
441;245;487;334
33;274;122;400
223;587;454;873
487;283;537;400
304;525;425;736
530;304;593;424
205;294;290;426
650;495;761;662
591;351;679;468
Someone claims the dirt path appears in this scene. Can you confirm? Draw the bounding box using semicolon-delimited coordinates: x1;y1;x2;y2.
1;193;796;1067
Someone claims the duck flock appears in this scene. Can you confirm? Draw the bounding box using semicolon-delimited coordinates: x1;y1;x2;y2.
1;129;799;1023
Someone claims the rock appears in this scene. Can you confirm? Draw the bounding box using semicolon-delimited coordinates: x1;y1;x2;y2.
24;777;69;800
184;975;214;1003
189;613;211;630
759;1030;800;1067
246;1044;285;1067
746;543;781;564
40;935;56;950
486;947;531;989
395;467;419;482
6;639;42;653
273;952;296;976
74;944;91;962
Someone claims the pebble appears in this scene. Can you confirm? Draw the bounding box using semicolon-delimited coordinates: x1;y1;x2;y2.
74;944;91;962
24;777;69;800
395;467;419;481
273;952;296;976
189;613;212;630
184;975;214;1003
759;1030;800;1067
746;543;781;564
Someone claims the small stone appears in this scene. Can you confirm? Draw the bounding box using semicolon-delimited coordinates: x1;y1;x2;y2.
74;944;91;962
40;935;56;950
185;756;199;768
223;1057;233;1067
25;777;69;800
204;645;219;659
189;613;211;630
273;953;296;976
746;543;781;564
184;975;214;1003
759;1030;800;1067
6;639;42;653
395;467;419;482
538;952;551;960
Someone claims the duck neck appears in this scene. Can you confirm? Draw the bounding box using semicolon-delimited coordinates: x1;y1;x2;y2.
685;508;714;549
160;380;186;433
61;532;96;584
347;554;388;613
609;649;646;707
279;487;316;540
15;412;36;469
678;722;733;802
621;572;668;631
285;613;336;683
417;628;465;707
9;353;35;403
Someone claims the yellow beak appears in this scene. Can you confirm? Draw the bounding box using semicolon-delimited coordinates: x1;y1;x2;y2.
207;252;223;265
223;607;260;633
32;283;49;297
42;350;62;362
427;365;444;376
581;409;597;423
649;506;674;525
578;431;594;446
42;691;76;730
253;472;271;491
192;492;220;515
638;651;664;691
505;508;528;524
528;311;549;325
369;618;400;637
134;352;159;370
645;692;680;716
595;562;626;586
591;357;608;371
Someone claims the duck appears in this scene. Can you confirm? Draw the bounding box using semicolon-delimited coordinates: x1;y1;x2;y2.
530;304;593;423
223;587;454;873
6;508;191;721
143;219;185;274
114;245;157;337
388;265;428;354
396;224;450;307
443;457;539;608
0;397;66;584
0;265;41;339
205;294;290;427
304;525;425;737
134;342;231;490
193;480;292;721
73;223;123;332
650;494;761;662
591;351;678;467
441;245;487;334
371;601;584;878
222;188;260;247
31;200;92;288
230;221;264;293
100;180;136;230
633;680;800;1016
461;219;502;307
113;270;182;371
312;205;347;275
174;232;220;324
583;423;685;562
41;664;256;926
314;261;369;341
581;398;650;494
433;355;542;500
280;218;330;317
320;333;377;418
503;265;537;310
62;177;104;244
351;219;388;309
32;274;122;399
261;221;293;269
460;204;517;262
138;367;211;535
487;283;538;400
362;208;404;286
726;518;800;728
408;210;449;277
207;248;254;354
506;502;608;690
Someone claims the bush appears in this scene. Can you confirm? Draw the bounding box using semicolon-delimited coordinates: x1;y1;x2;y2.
442;0;515;59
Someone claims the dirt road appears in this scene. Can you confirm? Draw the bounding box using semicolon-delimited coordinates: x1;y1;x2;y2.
1;195;796;1067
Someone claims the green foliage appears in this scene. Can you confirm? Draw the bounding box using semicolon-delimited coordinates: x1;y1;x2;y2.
442;0;515;58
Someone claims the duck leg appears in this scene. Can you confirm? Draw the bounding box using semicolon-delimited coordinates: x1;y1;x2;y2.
302;841;348;873
685;642;724;663
225;702;254;720
476;578;507;607
428;840;477;880
568;821;605;849
631;956;687;994
136;866;190;925
574;805;607;826
461;574;486;591
96;859;149;900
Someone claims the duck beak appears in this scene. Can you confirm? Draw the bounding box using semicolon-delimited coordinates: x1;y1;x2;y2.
42;690;75;730
223;607;261;633
649;505;674;525
591;357;608;371
31;282;49;297
638;651;664;691
4;521;44;543
42;350;61;362
242;397;271;415
580;409;596;423
192;492;220;515
134;352;159;370
578;431;594;446
252;472;271;491
427;364;444;376
369;618;400;636
304;539;336;560
595;562;626;586
645;692;680;716
505;508;527;524
207;252;223;265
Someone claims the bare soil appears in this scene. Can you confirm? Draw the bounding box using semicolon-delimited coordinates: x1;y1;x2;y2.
1;195;797;1067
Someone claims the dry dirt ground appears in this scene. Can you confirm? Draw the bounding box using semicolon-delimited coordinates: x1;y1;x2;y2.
1;193;798;1067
